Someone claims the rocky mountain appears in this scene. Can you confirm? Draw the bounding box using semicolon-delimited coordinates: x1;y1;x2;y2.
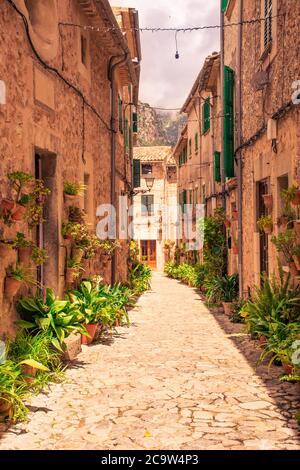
137;101;187;148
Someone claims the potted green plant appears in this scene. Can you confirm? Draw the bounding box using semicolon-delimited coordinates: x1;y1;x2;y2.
0;361;28;421
62;222;81;240
31;246;48;266
63;181;86;206
271;229;296;266
257;215;273;234
292;245;300;271
263;194;273;210
7;172;34;221
12;232;33;265
69;281;103;345
4;264;26;297
66;259;82;284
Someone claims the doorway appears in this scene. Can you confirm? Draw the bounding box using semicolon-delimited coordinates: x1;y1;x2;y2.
140;240;156;269
257;179;269;277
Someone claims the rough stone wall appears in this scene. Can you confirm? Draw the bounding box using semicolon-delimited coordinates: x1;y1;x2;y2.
0;1;134;336
240;0;300;293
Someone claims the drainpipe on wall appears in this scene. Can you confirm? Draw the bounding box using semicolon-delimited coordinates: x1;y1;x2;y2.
108;53;129;286
237;0;244;298
220;3;226;210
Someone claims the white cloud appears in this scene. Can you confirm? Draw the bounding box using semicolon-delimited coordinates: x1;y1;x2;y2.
110;0;220;108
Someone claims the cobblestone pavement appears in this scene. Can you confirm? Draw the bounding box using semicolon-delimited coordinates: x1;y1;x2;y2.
0;273;299;450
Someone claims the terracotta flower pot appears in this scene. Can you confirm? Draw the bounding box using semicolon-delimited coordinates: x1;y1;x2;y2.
263;224;273;235
65;268;77;284
289;261;299;277
294;221;300;239
263;194;273;210
293;255;300;271
259;335;268;346
21;364;37;384
11;204;27;221
4;277;22;297
81;324;98;345
0;396;12;417
282;363;293;375
292;190;300;206
64;194;79;206
18;246;32;265
222;302;233;316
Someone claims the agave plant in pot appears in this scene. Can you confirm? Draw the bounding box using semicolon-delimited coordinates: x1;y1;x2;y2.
205;274;239;316
68;281;105;345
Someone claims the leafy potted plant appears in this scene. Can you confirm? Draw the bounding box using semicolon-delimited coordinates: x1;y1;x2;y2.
63;181;86;206
271;229;296;265
69;281;104;345
257;215;273;234
263;194;273;210
205;274;239;315
66;258;82;284
12;232;33;265
4;264;26;297
7;172;34;221
62;222;81;240
16;288;86;356
31;246;48;266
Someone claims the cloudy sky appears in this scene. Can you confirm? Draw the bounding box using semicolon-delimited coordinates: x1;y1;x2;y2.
110;0;220;109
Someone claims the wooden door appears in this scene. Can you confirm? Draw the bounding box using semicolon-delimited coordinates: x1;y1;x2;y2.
141;240;156;269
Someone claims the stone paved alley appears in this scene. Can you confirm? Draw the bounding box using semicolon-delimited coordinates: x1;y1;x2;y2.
0;273;299;450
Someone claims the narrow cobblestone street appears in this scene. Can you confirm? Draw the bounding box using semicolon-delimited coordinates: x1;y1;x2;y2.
0;273;299;450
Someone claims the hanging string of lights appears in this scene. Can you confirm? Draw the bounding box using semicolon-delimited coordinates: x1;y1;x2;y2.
58;14;282;34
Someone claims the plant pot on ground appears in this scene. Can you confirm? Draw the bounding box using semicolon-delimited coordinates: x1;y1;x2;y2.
81;323;98;345
222;302;234;316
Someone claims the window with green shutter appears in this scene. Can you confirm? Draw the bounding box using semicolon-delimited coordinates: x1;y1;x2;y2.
202;97;210;134
214;151;221;183
132;112;138;133
195;132;199;152
222;0;229;12
133;159;140;188
224;65;235;178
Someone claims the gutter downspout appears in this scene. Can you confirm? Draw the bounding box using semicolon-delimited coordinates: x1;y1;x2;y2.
108;53;128;285
237;0;244;298
220;3;226;210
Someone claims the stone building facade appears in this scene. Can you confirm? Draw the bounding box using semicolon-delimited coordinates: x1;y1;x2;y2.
223;0;300;295
0;0;141;336
132;146;177;271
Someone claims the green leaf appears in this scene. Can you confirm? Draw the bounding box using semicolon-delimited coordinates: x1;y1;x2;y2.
20;359;49;371
15;320;35;329
51;337;64;352
46;288;56;304
36;317;51;330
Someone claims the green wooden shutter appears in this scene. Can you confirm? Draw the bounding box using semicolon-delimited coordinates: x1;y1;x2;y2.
125;118;129;152
202;97;210;134
195;132;198;151
132;112;138;133
214;151;221;182
224;66;235;178
222;0;229;12
133;159;140;188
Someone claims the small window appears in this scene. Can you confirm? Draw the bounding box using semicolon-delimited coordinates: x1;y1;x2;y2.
141;195;154;216
264;0;273;49
202;97;211;134
142;164;152;175
81;34;88;66
189;138;192;156
195;132;199;152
